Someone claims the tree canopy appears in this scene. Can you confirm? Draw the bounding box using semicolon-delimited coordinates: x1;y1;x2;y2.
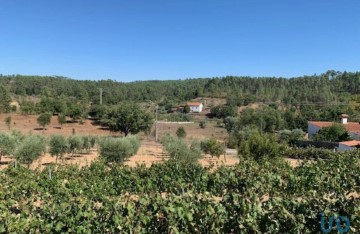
101;103;153;136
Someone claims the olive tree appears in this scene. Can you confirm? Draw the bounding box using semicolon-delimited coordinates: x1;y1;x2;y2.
176;127;186;138
0;132;16;163
161;134;201;164
67;135;83;156
99;135;140;164
57;114;66;129
15;135;46;168
200;138;225;159
5;116;11;130
49;135;68;163
37;112;52;130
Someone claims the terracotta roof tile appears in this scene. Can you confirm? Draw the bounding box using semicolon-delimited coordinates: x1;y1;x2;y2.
309;121;360;133
339;140;360;147
186;102;202;106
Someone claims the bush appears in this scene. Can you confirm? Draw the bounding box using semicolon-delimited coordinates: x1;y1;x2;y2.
199;120;206;129
176;127;186;138
82;136;91;153
210;105;236;118
15;135;46;167
278;129;304;145
67;136;83;155
161;134;201;164
99;135;140;164
0;132;16;163
283;147;336;160
238;133;279;161
37;112;52;130
5;116;11;130
200;138;225;158
49;135;69;163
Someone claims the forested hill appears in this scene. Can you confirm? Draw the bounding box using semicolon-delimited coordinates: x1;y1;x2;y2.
0;70;359;105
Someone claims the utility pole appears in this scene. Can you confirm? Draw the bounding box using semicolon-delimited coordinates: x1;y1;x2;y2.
100;88;103;105
260;105;263;135
155;105;158;142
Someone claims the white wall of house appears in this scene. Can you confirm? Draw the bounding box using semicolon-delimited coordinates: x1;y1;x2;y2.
350;132;360;140
307;123;321;139
338;143;355;151
189;104;203;113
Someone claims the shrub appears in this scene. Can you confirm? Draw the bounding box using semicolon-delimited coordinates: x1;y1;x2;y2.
89;136;96;148
283;147;335;160
161;134;201;164
0;132;16;163
279;129;304;145
199;120;206;129
99;135;140;164
176;127;186;138
200;138;225;158
5;116;11;130
37;112;52;130
82;136;91;153
210;105;236;118
57;114;66;128
49;135;68;163
238;133;279;161
15;135;46;167
67;136;83;155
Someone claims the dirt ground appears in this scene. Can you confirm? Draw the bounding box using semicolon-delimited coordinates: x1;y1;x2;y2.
0;113;235;170
0;113;300;170
0;139;239;170
0;114;112;136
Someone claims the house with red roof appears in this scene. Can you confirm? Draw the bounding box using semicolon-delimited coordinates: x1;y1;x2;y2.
338;140;360;151
186;102;203;113
308;114;360;140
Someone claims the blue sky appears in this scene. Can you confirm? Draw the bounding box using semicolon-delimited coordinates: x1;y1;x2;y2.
0;0;359;81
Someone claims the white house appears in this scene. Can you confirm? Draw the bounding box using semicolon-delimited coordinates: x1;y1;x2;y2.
338;140;360;151
308;114;360;140
186;102;203;113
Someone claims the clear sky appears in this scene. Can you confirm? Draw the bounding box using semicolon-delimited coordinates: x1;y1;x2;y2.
0;0;359;81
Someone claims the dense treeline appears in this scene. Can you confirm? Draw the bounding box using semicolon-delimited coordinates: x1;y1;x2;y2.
0;70;359;105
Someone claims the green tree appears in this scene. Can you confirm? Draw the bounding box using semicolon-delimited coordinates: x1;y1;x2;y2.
279;129;304;145
312;124;352;142
67;103;84;122
15;135;46;168
0;85;11;113
49;135;68;163
0;132;16;164
37;112;52;130
183;105;190;114
99;136;140;164
5;116;11;130
101;103;153;136
176;126;186;138
67;136;83;156
57;114;66;129
200;138;225;159
20;100;37;115
82;136;91;153
210;105;237;118
239;133;279;161
199;120;207;129
161;134;201;164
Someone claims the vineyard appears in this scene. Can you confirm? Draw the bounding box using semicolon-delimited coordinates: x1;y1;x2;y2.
0;151;359;233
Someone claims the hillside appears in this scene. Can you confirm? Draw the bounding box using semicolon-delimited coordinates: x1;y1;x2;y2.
0;70;359;105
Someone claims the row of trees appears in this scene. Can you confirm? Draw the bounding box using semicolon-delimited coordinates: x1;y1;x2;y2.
0;132;97;167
